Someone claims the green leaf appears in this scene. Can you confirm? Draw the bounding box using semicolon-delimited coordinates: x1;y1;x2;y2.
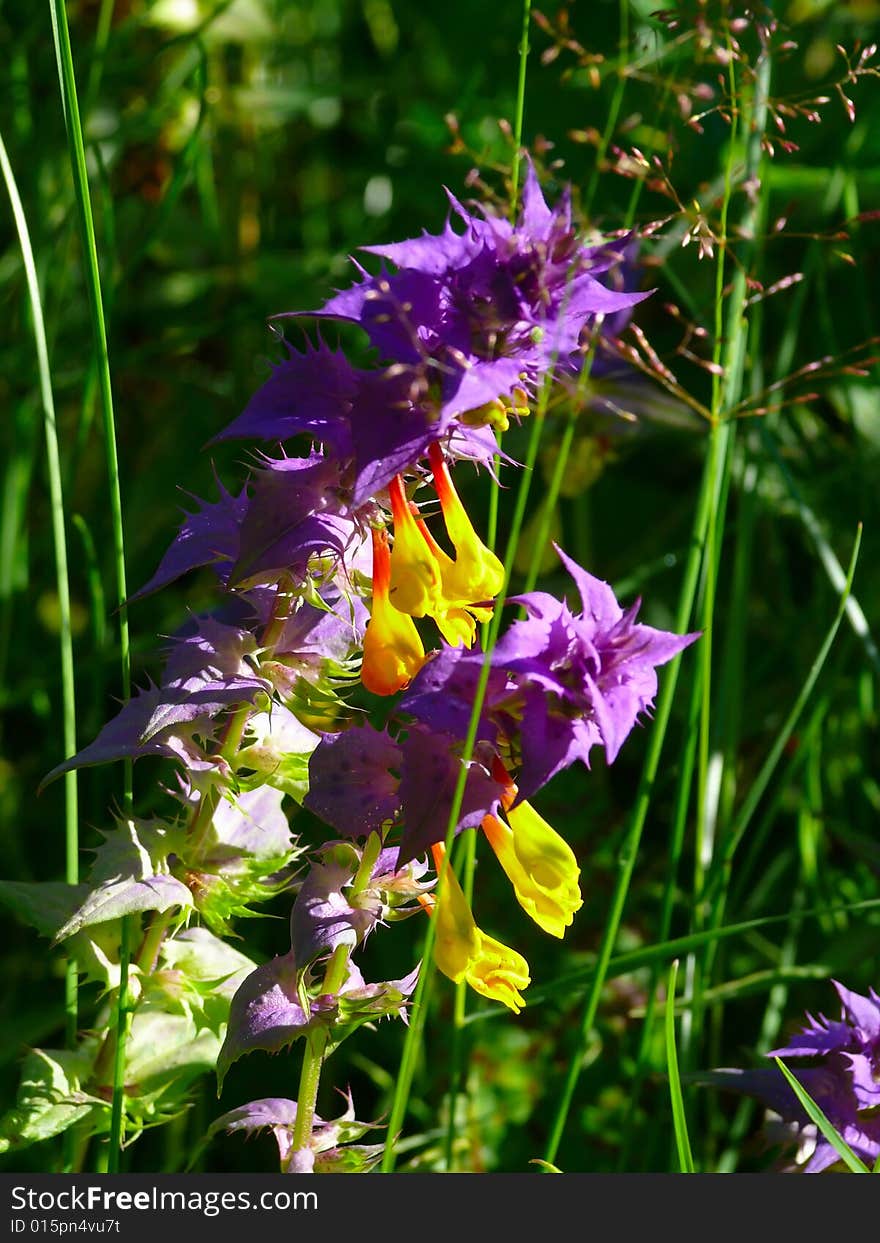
0;879;92;938
316;1142;385;1172
54;873;193;943
0;1048;107;1153
125;1009;223;1092
772;1058;869;1174
160;927;256;996
89;816;187;884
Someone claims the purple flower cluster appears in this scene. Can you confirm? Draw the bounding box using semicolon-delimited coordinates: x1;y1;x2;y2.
49;164;668;867
43;167;696;1170
703;980;880;1172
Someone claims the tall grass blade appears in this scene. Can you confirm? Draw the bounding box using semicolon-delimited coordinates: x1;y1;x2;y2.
773;1057;869;1174
0;127;79;1168
49;0;131;1172
445;0;533;1171
665;960;695;1172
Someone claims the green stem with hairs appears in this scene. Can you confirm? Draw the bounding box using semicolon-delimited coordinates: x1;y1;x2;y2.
291;945;351;1159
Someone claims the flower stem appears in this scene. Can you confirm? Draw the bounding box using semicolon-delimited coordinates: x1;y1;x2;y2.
508;0;532;209
445;0;533;1171
383;355;554;1175
291;945;350;1159
541;410;723;1167
291;1033;325;1157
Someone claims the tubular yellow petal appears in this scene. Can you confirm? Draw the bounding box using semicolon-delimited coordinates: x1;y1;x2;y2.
433;606;477;648
429;843;530;1013
411;513;477;647
387;475;443;617
428;442;505;604
463;927;530;1014
483;800;583;939
361;527;426;696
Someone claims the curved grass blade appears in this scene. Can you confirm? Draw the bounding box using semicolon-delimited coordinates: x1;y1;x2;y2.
0;128;80;1167
462;897;880;1020
773;1058;869;1174
706;523;862;902
666;961;695;1172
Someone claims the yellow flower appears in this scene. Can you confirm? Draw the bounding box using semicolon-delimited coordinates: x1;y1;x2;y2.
361;527;426;696
482;799;583;939
429;843;530;1013
385;465;502;649
387;475;443;618
428;442;505;607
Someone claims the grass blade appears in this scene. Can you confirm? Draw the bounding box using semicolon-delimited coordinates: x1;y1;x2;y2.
0;127;80;1168
666;961;695;1172
773;1057;869;1174
48;0;131;1173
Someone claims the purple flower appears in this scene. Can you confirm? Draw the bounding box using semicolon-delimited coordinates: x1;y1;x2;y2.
209;1092;383;1174
211;167;647;515
303;163;648;406
700;981;880;1172
41;617;272;788
134;449;363;602
227;451;357;589
303;721;505;864
217;944;418;1088
401;544;699;801
289;840;429;967
130;478;249;601
304;725;403;837
213;341;501;507
769;981;880;1171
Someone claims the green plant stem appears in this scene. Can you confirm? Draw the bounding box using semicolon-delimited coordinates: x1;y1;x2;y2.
508;0;532;209
83;0;116;117
105;918;133;1168
584;0;630;214
521;329;603;594
704;526;862;912
0;128;80;1172
291;945;350;1158
616;649;702;1171
540;410;721;1167
445;0;533;1169
291;1032;326;1158
49;0;130;1173
685;40;771;1084
444;827;476;1172
382;367;555;1174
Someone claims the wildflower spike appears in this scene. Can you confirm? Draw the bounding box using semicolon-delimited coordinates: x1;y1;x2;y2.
428;844;530;1013
361;527;426;696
